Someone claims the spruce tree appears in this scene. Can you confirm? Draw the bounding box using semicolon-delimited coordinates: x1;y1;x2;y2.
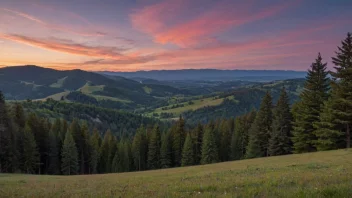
89;128;101;174
219;119;231;162
79;122;90;174
61;129;78;175
230;117;245;160
172;116;185;166
99;130;115;173
160;131;172;168
0;91;13;173
201;124;218;164
181;133;194;166
193;123;203;164
330;32;352;148
246;92;273;158
147;124;161;169
111;149;119;173
314;96;344;150
268;87;293;156
22;123;39;174
132;125;147;171
292;53;330;153
48;129;60;174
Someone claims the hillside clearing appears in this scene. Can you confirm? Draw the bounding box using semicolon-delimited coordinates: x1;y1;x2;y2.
50;76;68;88
153;95;237;116
1;149;351;197
78;82;105;94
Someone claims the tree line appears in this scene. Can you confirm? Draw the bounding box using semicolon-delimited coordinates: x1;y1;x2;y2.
0;33;351;175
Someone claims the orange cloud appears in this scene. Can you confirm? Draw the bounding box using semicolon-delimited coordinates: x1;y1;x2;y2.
1;8;106;37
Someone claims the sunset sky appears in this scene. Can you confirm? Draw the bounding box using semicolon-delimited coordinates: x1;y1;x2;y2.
0;0;351;71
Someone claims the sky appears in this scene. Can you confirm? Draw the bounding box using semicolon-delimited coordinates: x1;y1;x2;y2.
0;0;351;72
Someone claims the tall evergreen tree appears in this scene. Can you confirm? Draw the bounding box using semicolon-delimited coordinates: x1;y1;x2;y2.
22;123;39;174
147;124;161;169
89;128;101;174
160;131;172;168
193;123;203;164
0;91;14;173
201;124;218;164
99;130;116;173
219;119;231;162
230;117;245;160
172;116;185;166
292;53;330;153
61;129;79;175
47;129;60;174
132;125;147;171
79;122;90;174
246;92;273;158
314;96;345;150
268;87;293;156
330;32;352;148
181;133;194;166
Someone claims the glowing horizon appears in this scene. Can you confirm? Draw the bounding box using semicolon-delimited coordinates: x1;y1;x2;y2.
0;0;351;72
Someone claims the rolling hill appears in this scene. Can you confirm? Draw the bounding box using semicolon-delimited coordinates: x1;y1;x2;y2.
0;66;192;107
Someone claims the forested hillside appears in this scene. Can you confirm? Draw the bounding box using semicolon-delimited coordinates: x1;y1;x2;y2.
0;33;351;177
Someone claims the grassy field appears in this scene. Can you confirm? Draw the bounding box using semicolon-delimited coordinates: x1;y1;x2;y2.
1;149;351;198
153;96;237;116
50;76;67;88
78;82;105;94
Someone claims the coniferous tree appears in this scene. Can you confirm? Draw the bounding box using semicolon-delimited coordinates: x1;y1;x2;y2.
69;119;83;173
47;129;60;174
172;116;185;166
201;124;218;164
314;96;344;150
329;32;352;148
0;91;14;173
22;123;39;174
89;128;101;174
99;130;115;173
132;125;147;171
11;103;25;172
230;117;245;160
61;129;78;175
181;133;194;166
160;131;172;168
292;53;330;153
219;119;231;162
147;124;161;169
246;92;273;158
79;122;90;174
111;149;119;173
268;87;292;156
193;123;203;164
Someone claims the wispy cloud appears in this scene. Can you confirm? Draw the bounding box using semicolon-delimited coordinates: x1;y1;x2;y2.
1;8;106;37
131;0;300;47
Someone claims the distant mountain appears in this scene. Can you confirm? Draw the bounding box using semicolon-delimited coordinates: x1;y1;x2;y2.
0;66;191;106
101;69;306;81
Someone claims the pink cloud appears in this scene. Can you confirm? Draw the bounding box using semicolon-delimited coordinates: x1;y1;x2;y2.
131;0;300;47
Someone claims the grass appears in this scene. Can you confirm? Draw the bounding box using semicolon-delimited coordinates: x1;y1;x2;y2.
143;86;152;94
0;149;351;197
93;95;132;103
50;76;67;88
43;91;70;101
153;95;237;116
78;82;105;94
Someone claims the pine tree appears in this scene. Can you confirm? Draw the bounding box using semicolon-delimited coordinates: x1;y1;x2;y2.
181;133;194;166
246;92;273;158
193;123;203;164
219;119;231;162
89;128;101;174
292;53;330;153
69;119;83;173
230;117;245;160
61;129;78;175
0;91;13;173
11;103;25;172
111;149;119;173
47;129;60;174
201;124;218;164
268;87;292;156
172;116;185;166
330;32;352;148
99;130;116;173
314;96;345;150
22;123;39;174
147;124;161;169
132;125;147;171
160;131;172;168
79;122;90;174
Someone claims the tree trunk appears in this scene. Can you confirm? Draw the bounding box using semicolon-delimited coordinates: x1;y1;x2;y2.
347;123;350;149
